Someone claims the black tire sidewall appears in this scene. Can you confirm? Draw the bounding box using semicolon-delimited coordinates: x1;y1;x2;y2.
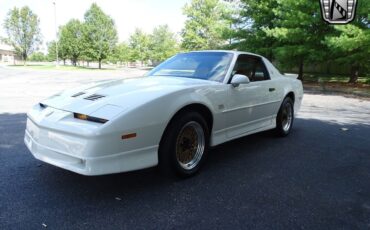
276;97;294;136
159;112;210;177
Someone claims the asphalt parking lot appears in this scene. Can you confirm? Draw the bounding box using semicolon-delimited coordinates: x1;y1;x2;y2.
1;65;370;229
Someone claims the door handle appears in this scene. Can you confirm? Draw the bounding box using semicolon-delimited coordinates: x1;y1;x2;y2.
269;88;275;92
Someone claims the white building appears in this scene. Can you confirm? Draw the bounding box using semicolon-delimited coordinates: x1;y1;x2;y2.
0;43;17;63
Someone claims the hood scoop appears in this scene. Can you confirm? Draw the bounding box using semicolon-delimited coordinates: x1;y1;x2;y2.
71;92;86;97
84;94;106;101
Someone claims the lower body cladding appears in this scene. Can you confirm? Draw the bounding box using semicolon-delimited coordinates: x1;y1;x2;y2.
24;117;159;176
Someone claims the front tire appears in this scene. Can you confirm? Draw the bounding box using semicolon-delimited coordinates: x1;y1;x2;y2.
159;112;209;177
275;97;294;137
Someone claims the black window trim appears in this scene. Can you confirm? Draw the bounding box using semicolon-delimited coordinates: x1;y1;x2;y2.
227;54;271;84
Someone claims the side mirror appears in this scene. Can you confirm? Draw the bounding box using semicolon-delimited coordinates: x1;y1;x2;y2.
231;74;250;87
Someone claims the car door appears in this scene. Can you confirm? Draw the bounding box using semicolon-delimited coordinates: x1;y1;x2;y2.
224;54;277;138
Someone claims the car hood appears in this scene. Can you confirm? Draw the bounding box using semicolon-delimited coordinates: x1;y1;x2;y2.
40;76;217;119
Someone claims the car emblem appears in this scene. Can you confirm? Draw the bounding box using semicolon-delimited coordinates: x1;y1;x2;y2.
319;0;358;24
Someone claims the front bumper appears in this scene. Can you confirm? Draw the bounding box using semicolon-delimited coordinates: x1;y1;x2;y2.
24;116;158;176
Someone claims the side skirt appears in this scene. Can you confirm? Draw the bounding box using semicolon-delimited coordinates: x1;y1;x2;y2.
210;117;276;147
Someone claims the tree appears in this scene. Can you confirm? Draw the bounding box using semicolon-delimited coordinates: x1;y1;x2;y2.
325;26;370;83
83;3;118;69
149;25;179;62
47;40;67;64
221;0;242;47
28;52;46;62
3;6;42;64
263;0;335;80
231;0;278;60
59;19;83;66
128;29;151;63
324;0;370;83
181;0;229;50
108;42;131;65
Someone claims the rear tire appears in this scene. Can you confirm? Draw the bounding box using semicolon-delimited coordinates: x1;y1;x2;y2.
275;97;294;137
159;112;209;177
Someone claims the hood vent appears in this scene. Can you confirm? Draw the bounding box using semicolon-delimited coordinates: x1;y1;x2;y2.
84;94;106;101
71;92;86;97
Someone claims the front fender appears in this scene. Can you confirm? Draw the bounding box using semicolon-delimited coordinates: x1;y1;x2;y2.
103;86;226;150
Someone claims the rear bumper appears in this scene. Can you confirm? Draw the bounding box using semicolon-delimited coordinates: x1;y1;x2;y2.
24;118;158;176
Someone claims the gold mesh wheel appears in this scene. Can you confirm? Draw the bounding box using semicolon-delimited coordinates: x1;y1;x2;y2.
175;121;205;170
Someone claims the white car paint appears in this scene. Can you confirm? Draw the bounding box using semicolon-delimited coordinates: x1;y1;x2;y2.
24;51;303;175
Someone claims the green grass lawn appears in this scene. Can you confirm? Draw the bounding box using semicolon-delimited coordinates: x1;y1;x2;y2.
303;74;370;97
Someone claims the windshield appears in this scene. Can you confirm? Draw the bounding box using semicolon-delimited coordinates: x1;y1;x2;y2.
146;52;234;82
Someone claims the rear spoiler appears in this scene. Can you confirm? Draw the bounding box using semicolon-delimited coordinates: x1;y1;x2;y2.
283;73;299;79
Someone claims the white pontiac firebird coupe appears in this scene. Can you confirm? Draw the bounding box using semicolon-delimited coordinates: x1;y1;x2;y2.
24;51;303;177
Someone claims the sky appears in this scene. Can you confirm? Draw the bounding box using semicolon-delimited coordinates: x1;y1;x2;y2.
0;0;190;51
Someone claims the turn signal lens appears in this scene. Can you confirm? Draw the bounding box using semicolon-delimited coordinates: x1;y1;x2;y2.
75;113;88;120
73;113;108;124
122;133;137;139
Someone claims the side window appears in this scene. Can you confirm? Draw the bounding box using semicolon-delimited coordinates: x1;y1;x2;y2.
232;55;255;79
232;55;270;82
253;58;270;81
